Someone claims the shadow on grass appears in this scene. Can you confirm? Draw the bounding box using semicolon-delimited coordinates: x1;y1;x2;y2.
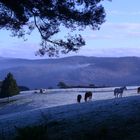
14;125;48;140
14;117;140;140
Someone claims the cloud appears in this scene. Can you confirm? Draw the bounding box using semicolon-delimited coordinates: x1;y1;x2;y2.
104;23;140;31
77;46;140;57
108;10;140;16
83;22;140;41
83;34;113;40
100;22;140;39
0;42;44;59
126;31;140;38
1;20;140;59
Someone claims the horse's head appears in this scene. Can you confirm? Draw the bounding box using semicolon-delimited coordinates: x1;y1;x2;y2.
84;91;92;102
123;86;127;90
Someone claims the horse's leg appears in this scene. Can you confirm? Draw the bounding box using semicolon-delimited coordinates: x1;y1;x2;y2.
114;92;116;98
80;96;82;103
119;92;121;98
77;95;81;103
118;93;120;98
84;97;87;102
115;93;117;98
89;96;92;100
77;98;80;103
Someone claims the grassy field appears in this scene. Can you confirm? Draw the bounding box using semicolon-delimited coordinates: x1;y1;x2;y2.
14;96;140;140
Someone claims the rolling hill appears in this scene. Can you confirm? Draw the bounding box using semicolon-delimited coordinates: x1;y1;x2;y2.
0;56;140;89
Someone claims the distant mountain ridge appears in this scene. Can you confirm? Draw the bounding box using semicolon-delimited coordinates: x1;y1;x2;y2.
0;56;140;89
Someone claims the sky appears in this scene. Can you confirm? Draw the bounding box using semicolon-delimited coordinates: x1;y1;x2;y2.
0;0;140;59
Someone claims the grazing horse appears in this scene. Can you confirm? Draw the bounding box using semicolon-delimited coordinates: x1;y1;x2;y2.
137;87;140;93
40;88;47;93
84;91;92;102
114;86;127;98
77;94;82;103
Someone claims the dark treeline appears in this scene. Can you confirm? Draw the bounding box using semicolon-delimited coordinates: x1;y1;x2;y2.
57;82;108;89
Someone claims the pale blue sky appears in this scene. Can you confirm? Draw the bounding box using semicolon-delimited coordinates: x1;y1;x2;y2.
0;0;140;59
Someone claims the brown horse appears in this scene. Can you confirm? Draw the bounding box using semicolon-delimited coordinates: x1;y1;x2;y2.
84;91;92;102
137;87;140;93
77;94;82;103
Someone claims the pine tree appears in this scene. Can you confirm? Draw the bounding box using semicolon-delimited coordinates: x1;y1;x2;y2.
0;73;19;98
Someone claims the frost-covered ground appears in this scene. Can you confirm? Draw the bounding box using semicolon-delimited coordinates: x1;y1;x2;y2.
0;86;138;116
0;86;140;139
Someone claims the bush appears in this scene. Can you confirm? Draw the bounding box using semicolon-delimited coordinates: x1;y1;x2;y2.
15;125;48;140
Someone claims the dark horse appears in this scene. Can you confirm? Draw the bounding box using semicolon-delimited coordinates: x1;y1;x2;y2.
84;91;92;102
137;87;140;93
114;86;127;98
77;94;82;103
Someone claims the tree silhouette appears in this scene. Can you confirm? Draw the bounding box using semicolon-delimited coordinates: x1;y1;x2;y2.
57;81;68;89
0;0;110;56
0;73;19;98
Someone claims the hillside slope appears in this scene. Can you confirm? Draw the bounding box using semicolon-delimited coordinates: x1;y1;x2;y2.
0;56;140;88
0;95;140;140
